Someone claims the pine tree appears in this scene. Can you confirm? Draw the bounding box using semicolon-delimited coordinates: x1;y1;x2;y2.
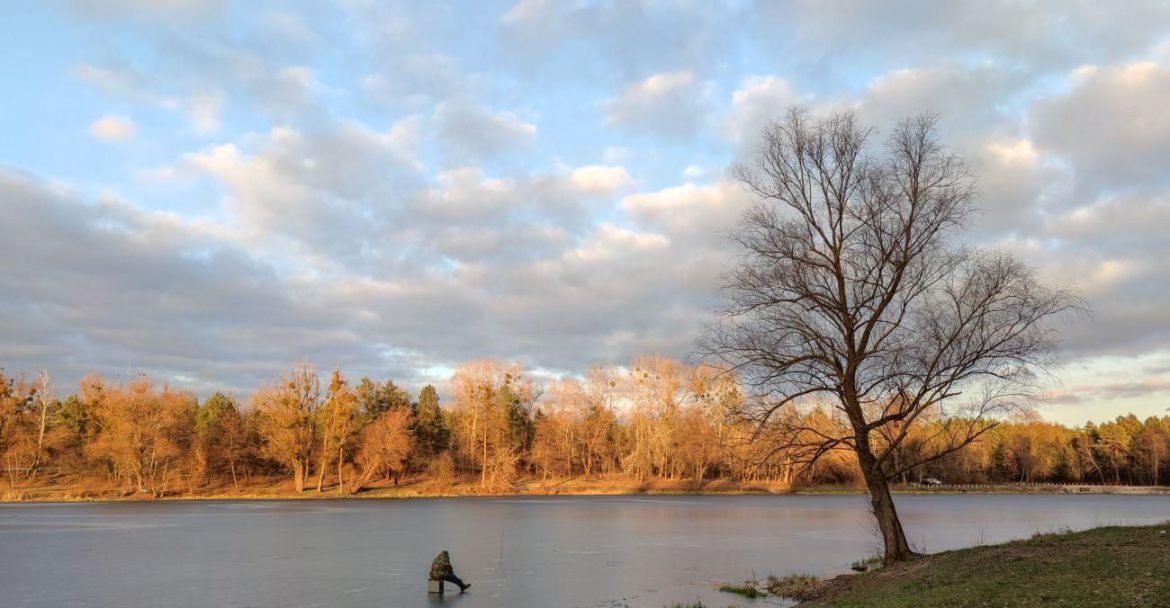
414;385;449;461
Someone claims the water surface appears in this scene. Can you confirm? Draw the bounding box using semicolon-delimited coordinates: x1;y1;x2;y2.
1;494;1167;608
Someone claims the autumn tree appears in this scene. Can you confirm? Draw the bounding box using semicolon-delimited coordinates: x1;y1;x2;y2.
579;367;621;476
316;369;358;492
1134;417;1167;486
450;360;537;490
0;371;65;483
254;365;320;492
705;109;1075;563
530;408;561;481
195;393;247;488
9;360;1170;498
353;408;414;492
677;365;741;487
87;378;197;496
50;374;106;476
624;356;691;479
579;399;619;477
531;379;585;480
0;370;35;487
676;406;722;488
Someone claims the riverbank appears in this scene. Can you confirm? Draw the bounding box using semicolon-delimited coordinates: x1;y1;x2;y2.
3;474;1169;502
4;475;790;502
789;522;1170;607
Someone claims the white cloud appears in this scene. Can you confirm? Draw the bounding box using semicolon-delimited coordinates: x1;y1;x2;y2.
0;168;344;395
570;165;633;194
965;137;1060;238
74;62;144;94
501;0;554;25
434;101;537;162
277;66;314;96
784;1;1170;72
68;0;223;18
11;1;1170;423
725;75;802;143
606;71;710;137
623;180;750;247
601;146;628;164
182;118;426;270
855;64;1021;141
188;92;223;135
74;61;227;135
262;11;316;45
88;115;137;142
1034;59;1170;193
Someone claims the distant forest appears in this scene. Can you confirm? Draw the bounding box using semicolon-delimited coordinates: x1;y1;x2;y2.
1;356;1167;498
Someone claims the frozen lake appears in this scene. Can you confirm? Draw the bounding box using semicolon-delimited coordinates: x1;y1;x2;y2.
1;494;1167;607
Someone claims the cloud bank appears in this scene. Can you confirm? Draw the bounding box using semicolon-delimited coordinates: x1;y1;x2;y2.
2;2;1170;423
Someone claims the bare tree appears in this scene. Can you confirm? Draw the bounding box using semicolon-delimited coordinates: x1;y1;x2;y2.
703;109;1077;563
30;371;54;476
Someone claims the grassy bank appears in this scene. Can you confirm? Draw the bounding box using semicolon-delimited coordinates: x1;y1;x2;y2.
795;523;1170;607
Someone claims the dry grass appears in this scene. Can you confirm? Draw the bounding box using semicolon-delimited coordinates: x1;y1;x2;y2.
767;574;823;600
1;473;799;502
9;475;1166;503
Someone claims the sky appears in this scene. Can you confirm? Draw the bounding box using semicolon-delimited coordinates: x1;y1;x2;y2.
2;1;1170;425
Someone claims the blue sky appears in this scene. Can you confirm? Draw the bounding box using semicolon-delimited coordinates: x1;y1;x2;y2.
3;0;1170;425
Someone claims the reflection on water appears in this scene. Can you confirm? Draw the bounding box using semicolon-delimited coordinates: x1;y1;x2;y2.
1;494;1167;608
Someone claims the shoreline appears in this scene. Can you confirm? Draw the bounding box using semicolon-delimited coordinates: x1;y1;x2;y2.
786;522;1170;606
4;476;1169;504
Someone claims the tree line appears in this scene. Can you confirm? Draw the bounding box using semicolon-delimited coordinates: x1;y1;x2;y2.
1;356;1166;497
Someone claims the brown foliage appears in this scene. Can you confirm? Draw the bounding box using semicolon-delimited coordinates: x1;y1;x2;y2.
353;408;414;492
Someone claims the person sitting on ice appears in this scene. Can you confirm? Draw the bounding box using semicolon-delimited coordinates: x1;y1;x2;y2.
429;550;470;592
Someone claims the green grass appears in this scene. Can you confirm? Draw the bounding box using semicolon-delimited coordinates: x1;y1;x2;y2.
806;523;1170;607
717;583;766;598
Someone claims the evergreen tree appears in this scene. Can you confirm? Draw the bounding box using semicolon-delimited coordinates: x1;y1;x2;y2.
355;377;412;422
414;385;449;460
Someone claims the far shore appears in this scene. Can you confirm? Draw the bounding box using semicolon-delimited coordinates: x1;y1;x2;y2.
4;475;1169;504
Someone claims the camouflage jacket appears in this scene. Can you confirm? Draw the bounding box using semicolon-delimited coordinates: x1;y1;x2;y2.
430;552;453;580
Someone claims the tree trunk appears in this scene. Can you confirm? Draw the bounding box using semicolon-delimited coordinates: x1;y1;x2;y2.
317;450;328;492
862;465;912;564
1153;443;1159;486
32;399;48;475
481;427;488;487
293;461;306;493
